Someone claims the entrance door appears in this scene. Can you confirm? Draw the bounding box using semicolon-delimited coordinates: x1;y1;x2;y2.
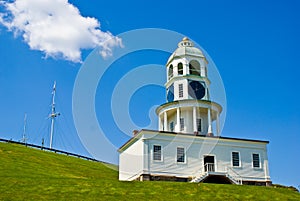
204;155;215;172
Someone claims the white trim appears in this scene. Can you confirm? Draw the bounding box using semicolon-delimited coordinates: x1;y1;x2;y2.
168;64;173;80
158;114;162;131
152;144;163;162
176;146;187;164
156;99;222;116
252;152;261;169
193;106;197;133
231;151;242;168
177;62;184;75
203;154;217;172
176;108;180;132
216;112;220;136
207;108;212;134
178;83;183;98
163;112;167;132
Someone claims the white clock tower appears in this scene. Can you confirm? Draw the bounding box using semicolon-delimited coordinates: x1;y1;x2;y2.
156;37;222;136
119;37;271;186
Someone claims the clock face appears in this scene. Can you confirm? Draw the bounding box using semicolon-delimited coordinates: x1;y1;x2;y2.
188;80;205;100
167;84;174;102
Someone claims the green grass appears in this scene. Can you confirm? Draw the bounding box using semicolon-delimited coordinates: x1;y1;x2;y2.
0;142;299;200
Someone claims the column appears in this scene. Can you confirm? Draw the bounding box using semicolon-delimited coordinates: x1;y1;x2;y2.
158;114;162;131
184;63;189;75
216;112;220;136
164;112;167;131
176;108;180;132
207;108;213;135
193;106;197;133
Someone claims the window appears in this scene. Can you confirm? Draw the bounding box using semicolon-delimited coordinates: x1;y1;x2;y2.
170;122;174;132
189;60;200;76
177;147;185;163
180;118;184;131
178;63;183;75
167;84;174;103
153;145;162;161
178;84;183;98
168;65;173;80
232;152;240;167
197;118;202;132
252;154;260;168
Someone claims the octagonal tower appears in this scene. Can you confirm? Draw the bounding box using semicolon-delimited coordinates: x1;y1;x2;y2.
156;37;222;136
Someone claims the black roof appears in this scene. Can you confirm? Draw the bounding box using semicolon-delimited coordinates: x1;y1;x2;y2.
118;129;269;151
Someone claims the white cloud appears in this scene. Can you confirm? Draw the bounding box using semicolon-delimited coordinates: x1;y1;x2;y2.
0;0;122;63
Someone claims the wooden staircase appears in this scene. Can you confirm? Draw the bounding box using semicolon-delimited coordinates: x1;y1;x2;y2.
190;164;243;185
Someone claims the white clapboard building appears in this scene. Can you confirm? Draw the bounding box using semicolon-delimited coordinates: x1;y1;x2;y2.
118;37;271;185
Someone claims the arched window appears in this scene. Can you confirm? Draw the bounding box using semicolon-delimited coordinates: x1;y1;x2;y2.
178;62;183;75
168;64;173;80
189;60;200;76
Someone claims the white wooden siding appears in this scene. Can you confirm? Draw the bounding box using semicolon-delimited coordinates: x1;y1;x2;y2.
119;131;270;182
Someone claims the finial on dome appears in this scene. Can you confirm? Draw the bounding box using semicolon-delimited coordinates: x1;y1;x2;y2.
178;37;194;47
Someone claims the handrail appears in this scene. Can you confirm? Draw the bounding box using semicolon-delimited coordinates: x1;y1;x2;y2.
227;166;243;184
191;164;243;184
204;163;215;172
191;163;214;181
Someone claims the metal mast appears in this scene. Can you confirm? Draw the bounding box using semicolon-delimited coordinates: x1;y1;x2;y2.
21;113;28;144
49;81;60;149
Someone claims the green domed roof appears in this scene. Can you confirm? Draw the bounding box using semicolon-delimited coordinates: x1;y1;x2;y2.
167;37;205;65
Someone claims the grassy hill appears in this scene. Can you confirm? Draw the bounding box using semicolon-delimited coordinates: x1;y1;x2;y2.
0;142;299;200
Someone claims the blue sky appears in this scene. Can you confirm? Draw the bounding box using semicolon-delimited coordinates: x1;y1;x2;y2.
0;0;300;188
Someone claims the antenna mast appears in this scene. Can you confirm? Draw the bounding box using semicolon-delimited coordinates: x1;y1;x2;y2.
21;113;28;144
49;81;60;149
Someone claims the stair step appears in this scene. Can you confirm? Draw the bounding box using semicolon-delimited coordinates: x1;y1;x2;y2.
191;172;242;184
